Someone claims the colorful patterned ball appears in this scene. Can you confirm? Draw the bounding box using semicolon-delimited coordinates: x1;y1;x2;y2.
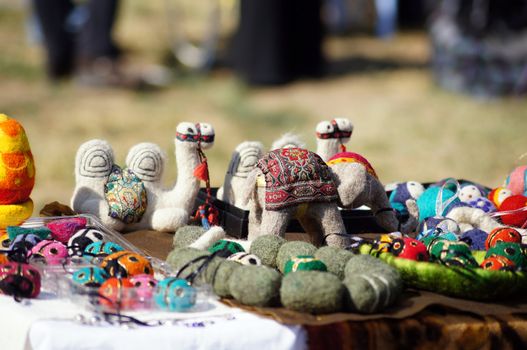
84;241;124;258
460;229;488;250
72;266;108;287
67;227;104;256
485;227;522;250
505;165;527;196
376;233;399;253
46;217;87;243
98;277;136;309
29;240;68;265
100;251;153;278
105;165;147;224
227;252;262;266
154;277;197;311
390;237;429;262
466;197;496;213
0;262;41;298
480;256;516;271
459;184;483;203
485;242;527;269
130;274;158;301
488;187;513;208
283;255;328;275
208;239;245;258
498;195;527;227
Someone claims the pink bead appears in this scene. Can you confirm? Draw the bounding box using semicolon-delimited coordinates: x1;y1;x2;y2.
30;240;68;265
130;274;158;301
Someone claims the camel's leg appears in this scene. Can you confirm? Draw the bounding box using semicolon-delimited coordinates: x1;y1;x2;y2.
308;203;349;248
253;207;295;240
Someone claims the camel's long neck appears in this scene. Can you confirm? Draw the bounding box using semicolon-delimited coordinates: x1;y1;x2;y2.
316;138;341;162
169;142;202;212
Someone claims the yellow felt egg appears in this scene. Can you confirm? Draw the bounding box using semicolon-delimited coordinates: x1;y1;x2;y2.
0;114;35;204
0;199;33;229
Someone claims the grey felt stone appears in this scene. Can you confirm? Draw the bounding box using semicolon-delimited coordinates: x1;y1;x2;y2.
172;225;206;248
280;271;345;314
249;234;287;268
228;265;282;307
315;246;355;279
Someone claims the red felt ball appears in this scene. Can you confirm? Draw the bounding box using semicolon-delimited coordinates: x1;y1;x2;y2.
393;237;429;262
98;277;136;310
480;256;516;271
498;195;527;227
485;227;522;250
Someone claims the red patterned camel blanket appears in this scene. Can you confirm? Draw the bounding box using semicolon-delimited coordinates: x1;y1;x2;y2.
257;148;338;210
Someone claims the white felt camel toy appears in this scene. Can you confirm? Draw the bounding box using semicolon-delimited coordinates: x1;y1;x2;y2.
71;122;216;233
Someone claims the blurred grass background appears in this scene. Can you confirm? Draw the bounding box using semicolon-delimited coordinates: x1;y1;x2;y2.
0;1;526;213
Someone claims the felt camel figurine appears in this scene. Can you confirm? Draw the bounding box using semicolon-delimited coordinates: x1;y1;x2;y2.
327;152;419;234
242;147;350;248
71;122;215;232
217;141;264;210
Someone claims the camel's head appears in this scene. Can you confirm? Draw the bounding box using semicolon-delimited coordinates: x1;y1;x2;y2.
175;122;215;150
75;139;114;180
126;142;166;182
315;118;353;144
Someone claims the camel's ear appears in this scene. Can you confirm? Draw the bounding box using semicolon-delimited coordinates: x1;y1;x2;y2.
241;168;260;207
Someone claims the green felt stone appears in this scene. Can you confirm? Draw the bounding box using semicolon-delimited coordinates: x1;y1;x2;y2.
280;271;345;314
213;260;241;298
249;234;287;268
166;247;224;286
276;241;317;273
283;255;327;275
315;246;355;279
228;265;282;307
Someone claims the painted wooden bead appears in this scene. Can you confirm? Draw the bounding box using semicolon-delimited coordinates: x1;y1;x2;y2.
98;277;136;309
72;266;108;287
130;274;157;301
29;240;68;265
154;277;196;311
100;251;153;278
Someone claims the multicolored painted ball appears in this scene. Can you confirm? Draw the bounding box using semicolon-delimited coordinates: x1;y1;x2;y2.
498;195;527;227
29;240;68;265
488;187;513;208
227;252;262;266
0;262;41;298
130;274;158;301
67;227;104;256
505;165;527;196
84;241;124;258
480;256;516;271
46;217;87;243
208;239;245;258
459;184;483;203
466;197;496;213
98;277;136;309
460;229;488;250
100;251;153;278
105;165;148;224
485;227;522;250
390;237;429;262
376;233;398;253
154;277;197;311
283;255;328;275
72;266;108;287
485;242;527;269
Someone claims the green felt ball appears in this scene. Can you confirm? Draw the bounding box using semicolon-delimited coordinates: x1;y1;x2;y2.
249;235;287;268
276;241;317;273
166;247;224;285
283;255;327;275
212;260;241;298
344;274;390;313
280;271;345;314
209;239;245;257
315;246;355;279
172;225;206;248
228;265;282;307
486;242;527;269
345;255;399;280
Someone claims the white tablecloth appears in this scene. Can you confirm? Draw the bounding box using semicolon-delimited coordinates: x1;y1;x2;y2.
0;294;306;350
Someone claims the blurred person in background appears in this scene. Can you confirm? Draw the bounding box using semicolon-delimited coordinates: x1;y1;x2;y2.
31;0;156;88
